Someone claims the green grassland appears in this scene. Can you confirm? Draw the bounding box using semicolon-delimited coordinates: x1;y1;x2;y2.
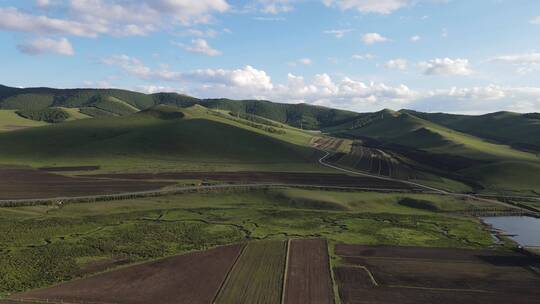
0;189;501;297
328;110;540;194
216;240;286;304
403;110;540;151
0;105;324;172
0;110;48;132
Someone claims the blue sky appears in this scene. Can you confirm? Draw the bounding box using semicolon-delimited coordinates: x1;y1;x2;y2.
1;0;540;113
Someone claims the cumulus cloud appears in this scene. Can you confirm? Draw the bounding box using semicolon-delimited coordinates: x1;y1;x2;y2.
102;55;272;91
175;39;221;56
257;0;295;14
362;33;388;45
530;16;540;25
289;58;313;66
352;53;375;60
410;35;421;42
323;29;353;38
102;54;540;113
412;85;540;114
385;58;408;70
102;54;417;110
181;28;218;38
36;0;51;7
419;58;473;76
490;52;540;74
0;7;105;37
17;37;74;56
0;1;230;38
322;0;411;14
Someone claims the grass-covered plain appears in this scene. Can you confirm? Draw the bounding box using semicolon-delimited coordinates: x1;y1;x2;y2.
0;188;501;298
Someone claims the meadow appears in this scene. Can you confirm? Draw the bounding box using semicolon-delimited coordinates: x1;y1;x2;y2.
0;188;500;297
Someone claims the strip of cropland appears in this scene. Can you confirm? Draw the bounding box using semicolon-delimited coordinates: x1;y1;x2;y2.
334;244;540;304
0;166;173;200
284;239;334;304
91;171;419;190
215;240;287;304
10;244;244;304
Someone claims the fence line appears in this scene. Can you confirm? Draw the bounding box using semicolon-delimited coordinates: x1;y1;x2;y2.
0;184;424;207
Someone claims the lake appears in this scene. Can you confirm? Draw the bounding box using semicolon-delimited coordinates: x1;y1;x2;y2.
482;216;540;247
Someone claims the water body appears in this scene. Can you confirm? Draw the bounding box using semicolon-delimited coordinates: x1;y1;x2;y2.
482;216;540;247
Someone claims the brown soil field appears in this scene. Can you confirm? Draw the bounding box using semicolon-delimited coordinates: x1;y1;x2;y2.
0;166;173;200
335;244;540;304
326;143;418;180
91;171;418;190
38;165;100;172
11;244;244;304
284;239;334;304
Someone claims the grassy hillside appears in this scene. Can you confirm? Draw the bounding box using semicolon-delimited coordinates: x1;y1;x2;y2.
402;110;540;152
0;105;321;172
0;85;358;129
332;111;537;162
0;110;48;132
329;111;540;194
200;98;358;129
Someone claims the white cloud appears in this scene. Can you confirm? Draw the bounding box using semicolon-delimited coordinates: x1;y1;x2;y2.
530;16;540;25
362;32;388;45
102;54;416;110
102;54;540;113
419;58;473;76
413;85;540;114
0;1;230;38
410;35;421;42
175;39;222;56
102;55;182;81
36;0;51;7
0;7;105;37
299;58;312;65
181;28;218;38
289;58;313;66
323;29;353;38
385;58;408;70
103;55;272;91
490;52;540;74
258;0;295;14
441;28;448;38
322;0;411;14
17;37;74;56
352;53;375;60
253;16;286;21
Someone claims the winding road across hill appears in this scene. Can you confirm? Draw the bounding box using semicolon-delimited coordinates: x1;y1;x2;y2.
317;151;539;215
0;152;537;216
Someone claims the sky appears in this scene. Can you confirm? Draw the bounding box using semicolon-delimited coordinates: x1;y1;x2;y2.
1;0;540;114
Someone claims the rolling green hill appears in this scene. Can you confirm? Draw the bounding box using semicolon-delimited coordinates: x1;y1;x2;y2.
329;110;540;194
1;84;539;194
401;110;540;152
0;85;358;129
0;105;321;172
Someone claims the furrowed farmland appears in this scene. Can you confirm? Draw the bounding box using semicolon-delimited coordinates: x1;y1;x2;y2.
0;166;173;200
11;244;244;304
334;245;540;304
215;240;287;304
283;239;335;304
325;141;419;180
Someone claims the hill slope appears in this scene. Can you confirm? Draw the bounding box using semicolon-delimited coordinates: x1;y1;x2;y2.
401;110;540;152
0;85;358;130
0;105;321;172
328;110;540;194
